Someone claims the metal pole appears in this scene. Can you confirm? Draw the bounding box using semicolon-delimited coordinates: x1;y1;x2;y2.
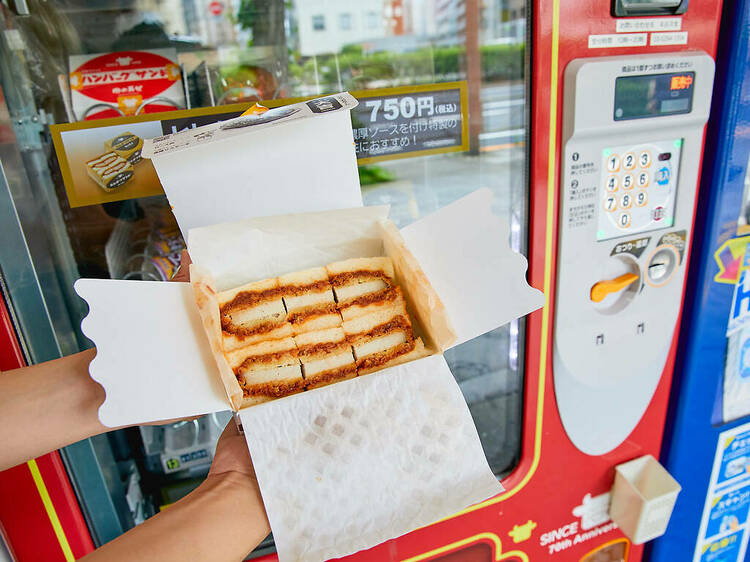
334;52;343;91
313;54;321;94
465;0;482;155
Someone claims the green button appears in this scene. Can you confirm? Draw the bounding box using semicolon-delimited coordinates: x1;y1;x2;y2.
603;148;612;157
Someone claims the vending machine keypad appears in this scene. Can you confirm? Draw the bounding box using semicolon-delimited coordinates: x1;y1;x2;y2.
598;140;682;241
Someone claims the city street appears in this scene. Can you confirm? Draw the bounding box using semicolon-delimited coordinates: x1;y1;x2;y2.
480;81;526;146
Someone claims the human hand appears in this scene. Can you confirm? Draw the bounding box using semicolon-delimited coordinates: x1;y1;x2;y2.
206;419;270;537
82;418;271;562
170;250;192;283
208;419;261;483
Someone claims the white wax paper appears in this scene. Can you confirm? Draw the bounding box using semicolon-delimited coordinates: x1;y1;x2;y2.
239;354;503;562
187;205;390;291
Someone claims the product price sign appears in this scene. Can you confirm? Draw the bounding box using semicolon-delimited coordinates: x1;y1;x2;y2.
351;82;469;164
51;83;468;208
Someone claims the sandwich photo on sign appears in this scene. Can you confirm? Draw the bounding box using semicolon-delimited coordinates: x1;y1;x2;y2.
85;151;134;192
53;120;165;207
104;131;144;164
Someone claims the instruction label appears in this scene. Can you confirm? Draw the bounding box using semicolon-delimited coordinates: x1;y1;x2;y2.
616;18;682;33
588;33;648;49
651;32;689;46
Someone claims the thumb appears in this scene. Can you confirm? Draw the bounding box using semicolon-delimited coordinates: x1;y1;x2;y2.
170;250;192;282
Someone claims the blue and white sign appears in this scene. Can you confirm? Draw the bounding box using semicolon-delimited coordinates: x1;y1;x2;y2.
706;487;750;537
728;269;750;336
694;422;750;562
699;530;743;562
717;429;750;487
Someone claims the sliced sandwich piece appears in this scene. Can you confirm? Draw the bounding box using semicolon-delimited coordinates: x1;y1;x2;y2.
279;267;341;335
218;277;291;351
356;337;429;375
86;151;134;192
326;257;395;303
342;301;430;375
337;285;409;322
295;327;356;390
226;337;304;405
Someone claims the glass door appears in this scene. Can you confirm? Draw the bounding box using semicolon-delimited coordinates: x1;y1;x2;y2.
0;0;528;554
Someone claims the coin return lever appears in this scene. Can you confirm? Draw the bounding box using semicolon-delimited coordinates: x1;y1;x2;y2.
590;272;639;303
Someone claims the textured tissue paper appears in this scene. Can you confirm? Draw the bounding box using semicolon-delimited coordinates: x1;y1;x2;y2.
239;356;503;562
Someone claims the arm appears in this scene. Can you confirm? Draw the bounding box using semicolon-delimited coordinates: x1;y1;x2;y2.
82;421;270;561
0;347;106;471
0;252;194;471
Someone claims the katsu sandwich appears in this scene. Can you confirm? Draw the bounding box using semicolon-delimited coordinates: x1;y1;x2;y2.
192;254;439;411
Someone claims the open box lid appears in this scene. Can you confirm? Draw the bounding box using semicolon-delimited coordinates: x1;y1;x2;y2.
76;191;543;427
141;93;363;233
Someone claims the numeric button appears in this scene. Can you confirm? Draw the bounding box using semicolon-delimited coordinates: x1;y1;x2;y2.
639;150;651;168
620;193;633;209
622;173;634;190
637;172;649;188
635;191;648;207
623;152;636;170
606;175;618;191
604;193;618;212
618;212;631;228
606;154;620;172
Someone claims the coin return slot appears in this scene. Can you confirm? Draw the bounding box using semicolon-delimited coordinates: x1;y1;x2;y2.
646;246;679;287
648;261;668;282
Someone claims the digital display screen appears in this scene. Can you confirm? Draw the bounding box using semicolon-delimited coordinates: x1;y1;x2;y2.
614;72;695;121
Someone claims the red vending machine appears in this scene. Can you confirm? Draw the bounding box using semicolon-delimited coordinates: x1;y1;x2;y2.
0;0;722;560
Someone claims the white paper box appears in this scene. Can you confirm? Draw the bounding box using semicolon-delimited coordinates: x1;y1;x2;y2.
609;454;682;544
77;95;545;561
